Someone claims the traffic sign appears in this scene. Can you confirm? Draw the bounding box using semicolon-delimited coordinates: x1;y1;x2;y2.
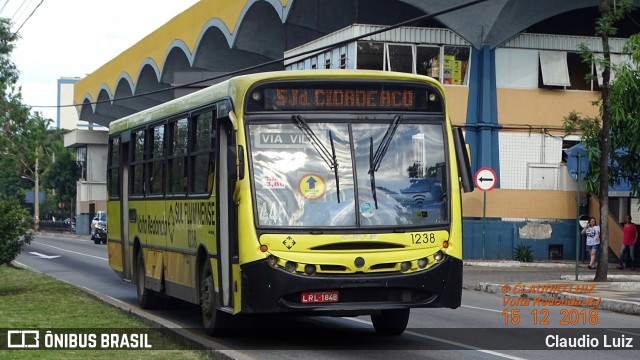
298;174;325;200
474;167;496;192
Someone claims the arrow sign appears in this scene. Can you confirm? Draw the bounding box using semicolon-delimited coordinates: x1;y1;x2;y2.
29;252;61;259
306;176;317;190
474;167;497;192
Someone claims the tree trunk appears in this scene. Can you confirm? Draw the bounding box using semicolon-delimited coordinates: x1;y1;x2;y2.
34;148;40;232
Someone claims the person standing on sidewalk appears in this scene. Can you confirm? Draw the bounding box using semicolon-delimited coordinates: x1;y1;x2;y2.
582;217;600;269
617;214;637;270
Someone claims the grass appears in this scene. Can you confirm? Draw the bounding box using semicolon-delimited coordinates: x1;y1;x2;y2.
0;265;213;359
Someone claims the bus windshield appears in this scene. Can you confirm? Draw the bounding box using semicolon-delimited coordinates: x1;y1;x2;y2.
248;118;447;228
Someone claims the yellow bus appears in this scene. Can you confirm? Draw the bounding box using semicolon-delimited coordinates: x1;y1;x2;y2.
106;70;473;336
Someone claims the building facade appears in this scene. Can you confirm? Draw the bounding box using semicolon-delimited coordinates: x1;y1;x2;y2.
69;0;639;260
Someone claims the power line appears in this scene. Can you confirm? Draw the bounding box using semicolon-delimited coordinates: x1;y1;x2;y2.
29;0;487;110
10;0;29;21
14;0;43;34
0;0;12;17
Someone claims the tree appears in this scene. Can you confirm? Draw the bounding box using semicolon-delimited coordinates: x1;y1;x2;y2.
0;197;34;266
0;18;65;231
43;144;80;219
608;34;640;196
2;114;59;230
563;0;635;281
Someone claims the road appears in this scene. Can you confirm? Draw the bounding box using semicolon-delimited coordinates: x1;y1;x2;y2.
15;233;640;360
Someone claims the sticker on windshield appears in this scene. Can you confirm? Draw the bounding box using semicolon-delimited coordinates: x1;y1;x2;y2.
359;202;376;218
264;177;286;189
298;174;325;200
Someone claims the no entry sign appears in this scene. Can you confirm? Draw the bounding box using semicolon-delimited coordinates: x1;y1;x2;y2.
474;167;496;192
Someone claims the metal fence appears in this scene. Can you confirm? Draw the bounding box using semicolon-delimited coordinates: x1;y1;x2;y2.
38;220;75;232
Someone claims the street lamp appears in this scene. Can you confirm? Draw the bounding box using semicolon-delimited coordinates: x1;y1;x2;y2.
21;160;41;232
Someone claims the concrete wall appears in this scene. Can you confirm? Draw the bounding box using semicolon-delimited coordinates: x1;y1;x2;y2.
463;218;580;261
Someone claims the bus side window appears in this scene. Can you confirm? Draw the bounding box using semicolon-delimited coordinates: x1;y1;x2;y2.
149;124;166;195
131;129;146;196
190;111;215;194
169;118;188;194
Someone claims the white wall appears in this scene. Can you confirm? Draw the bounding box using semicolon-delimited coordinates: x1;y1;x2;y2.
499;132;562;189
87;145;107;183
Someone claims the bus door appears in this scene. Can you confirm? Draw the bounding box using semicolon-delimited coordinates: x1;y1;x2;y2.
120;132;132;281
216;113;239;309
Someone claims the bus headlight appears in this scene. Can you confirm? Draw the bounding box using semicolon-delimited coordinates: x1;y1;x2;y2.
417;258;428;268
267;255;278;267
433;251;444;262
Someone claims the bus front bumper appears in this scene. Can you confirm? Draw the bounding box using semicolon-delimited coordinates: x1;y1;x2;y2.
240;256;462;315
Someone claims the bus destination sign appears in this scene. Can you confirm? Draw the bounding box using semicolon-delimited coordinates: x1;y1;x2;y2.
246;81;442;113
272;88;414;109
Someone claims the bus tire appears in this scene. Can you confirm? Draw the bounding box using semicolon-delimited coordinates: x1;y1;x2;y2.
136;251;160;309
200;260;232;336
371;308;410;335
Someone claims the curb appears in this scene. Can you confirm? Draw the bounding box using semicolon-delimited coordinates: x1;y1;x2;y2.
464;260;576;268
477;282;640;316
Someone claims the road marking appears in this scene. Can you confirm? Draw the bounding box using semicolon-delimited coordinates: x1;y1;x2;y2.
346;317;528;360
38;234;93;243
31;241;108;261
28;252;60;259
607;328;640;336
462;304;502;313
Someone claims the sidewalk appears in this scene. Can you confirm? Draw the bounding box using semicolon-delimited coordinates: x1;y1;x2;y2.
464;260;640;316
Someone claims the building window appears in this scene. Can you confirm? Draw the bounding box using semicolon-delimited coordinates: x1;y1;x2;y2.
340;53;347;69
417;46;440;78
443;46;470;85
76;146;87;180
539;51;571;87
355;41;471;85
357;41;384;70
566;52;593;91
386;44;413;73
325;56;331;69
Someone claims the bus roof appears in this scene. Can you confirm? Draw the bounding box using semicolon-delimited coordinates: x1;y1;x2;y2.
108;70;445;134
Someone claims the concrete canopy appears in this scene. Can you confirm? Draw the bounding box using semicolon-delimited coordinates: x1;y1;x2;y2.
73;0;637;126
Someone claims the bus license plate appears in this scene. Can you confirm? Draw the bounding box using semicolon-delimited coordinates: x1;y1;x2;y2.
301;291;339;304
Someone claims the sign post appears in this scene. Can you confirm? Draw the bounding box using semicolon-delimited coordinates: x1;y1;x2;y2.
565;144;588;281
475;167;497;259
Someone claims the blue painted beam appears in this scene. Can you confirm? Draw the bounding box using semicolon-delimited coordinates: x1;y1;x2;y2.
464;45;501;187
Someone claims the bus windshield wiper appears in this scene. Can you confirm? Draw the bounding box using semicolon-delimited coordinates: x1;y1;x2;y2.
368;115;403;209
293;115;340;203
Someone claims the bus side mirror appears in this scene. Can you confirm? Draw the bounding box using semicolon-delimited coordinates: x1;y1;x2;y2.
227;145;237;181
453;127;473;193
227;145;245;181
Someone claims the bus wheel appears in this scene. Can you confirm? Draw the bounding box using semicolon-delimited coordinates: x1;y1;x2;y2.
371;308;410;335
136;251;159;309
200;260;232;336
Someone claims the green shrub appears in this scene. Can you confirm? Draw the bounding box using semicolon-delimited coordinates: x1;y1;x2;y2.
513;243;534;263
0;197;34;266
